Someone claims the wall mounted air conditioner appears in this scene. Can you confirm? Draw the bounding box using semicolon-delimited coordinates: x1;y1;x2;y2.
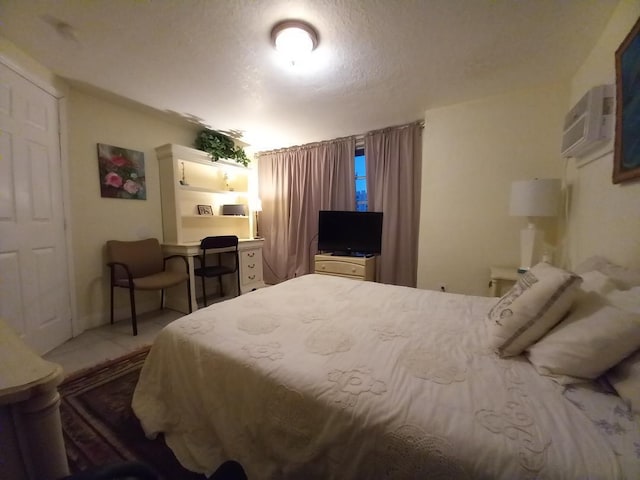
560;84;615;158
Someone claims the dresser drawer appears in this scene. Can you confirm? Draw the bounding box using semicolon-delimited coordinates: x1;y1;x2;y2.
315;260;365;277
314;254;376;281
240;248;263;286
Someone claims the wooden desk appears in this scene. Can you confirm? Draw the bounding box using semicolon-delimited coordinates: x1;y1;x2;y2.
162;238;265;312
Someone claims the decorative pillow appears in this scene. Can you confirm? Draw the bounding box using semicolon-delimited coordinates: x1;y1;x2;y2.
574;256;640;290
487;262;582;357
606;349;640;415
526;291;640;384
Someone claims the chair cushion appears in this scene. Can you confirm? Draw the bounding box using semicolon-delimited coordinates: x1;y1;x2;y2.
115;270;189;290
135;271;189;290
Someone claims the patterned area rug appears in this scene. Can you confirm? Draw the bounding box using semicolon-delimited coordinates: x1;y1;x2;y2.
58;346;205;479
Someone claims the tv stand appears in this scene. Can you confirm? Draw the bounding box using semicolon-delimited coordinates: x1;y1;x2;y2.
314;254;376;281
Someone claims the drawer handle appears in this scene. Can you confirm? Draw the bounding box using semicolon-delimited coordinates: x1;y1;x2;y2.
320;265;326;270
248;274;256;280
247;263;255;268
351;268;356;273
247;252;255;258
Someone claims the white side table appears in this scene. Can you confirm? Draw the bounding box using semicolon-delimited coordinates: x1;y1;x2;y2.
489;266;522;297
0;320;69;480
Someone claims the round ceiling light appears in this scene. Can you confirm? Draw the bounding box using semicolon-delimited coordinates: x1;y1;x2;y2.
270;20;319;65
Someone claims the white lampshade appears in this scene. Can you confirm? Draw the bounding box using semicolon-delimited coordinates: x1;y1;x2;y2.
509;179;561;218
249;197;262;212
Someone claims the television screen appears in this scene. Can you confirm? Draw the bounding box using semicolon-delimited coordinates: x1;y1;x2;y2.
317;210;383;256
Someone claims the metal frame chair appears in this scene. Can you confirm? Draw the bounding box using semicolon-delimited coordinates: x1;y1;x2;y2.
106;238;192;335
194;235;241;306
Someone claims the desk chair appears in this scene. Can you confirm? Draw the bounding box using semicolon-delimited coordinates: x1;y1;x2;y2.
194;236;241;306
106;238;192;335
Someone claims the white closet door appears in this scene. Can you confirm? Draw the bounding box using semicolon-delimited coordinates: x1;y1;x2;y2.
0;62;72;354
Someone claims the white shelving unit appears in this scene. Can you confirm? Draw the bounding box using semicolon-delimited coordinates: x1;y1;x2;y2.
156;143;252;244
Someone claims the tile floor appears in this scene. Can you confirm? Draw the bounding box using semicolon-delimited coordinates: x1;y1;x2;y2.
43;309;184;377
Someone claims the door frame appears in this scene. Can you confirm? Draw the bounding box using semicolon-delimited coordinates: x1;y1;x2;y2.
0;53;79;338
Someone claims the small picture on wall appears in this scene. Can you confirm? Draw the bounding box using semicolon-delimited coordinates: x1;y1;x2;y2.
197;204;214;215
97;143;146;199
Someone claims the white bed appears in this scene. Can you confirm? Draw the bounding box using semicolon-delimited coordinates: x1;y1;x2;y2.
132;272;640;479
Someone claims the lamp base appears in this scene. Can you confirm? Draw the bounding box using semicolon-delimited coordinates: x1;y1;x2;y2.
519;222;544;271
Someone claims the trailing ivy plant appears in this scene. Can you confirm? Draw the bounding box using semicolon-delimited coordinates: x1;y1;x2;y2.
194;128;250;167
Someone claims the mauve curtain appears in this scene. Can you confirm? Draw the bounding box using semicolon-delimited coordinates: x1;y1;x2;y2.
365;122;422;287
258;137;356;284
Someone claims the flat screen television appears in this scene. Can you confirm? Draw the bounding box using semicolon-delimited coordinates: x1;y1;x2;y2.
317;210;383;256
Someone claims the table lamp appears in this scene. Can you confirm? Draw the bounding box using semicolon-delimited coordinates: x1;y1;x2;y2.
249;197;263;239
509;179;560;271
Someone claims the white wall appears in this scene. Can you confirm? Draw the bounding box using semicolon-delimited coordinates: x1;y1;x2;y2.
0;37;66;93
67;88;199;330
417;83;568;295
564;0;640;270
417;0;640;295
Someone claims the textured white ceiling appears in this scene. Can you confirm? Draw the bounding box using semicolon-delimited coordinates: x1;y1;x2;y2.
0;0;618;150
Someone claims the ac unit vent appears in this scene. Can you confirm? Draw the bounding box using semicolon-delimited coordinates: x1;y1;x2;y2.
561;84;615;158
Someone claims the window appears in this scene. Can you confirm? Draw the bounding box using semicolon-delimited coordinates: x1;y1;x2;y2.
355;148;367;211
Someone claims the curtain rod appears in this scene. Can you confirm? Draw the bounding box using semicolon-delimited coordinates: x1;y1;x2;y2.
257;135;356;157
257;119;425;157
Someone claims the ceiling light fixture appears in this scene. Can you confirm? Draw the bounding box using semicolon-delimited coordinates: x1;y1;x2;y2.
270;20;319;65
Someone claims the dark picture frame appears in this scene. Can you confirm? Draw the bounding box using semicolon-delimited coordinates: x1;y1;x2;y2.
197;204;213;215
613;16;640;184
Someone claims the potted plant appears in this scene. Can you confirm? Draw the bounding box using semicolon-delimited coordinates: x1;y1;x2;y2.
194;129;250;167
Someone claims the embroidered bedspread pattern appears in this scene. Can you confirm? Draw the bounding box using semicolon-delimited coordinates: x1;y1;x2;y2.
132;274;628;479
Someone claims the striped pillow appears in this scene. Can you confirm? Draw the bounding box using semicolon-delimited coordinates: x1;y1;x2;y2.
488;262;582;357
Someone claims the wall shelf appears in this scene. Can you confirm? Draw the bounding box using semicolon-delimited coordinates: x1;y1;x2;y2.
179;184;249;195
157;143;254;243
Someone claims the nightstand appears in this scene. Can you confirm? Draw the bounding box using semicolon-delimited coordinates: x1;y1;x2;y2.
489;266;522;297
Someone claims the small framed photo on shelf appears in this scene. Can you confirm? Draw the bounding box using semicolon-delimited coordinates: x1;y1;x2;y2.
197;204;213;216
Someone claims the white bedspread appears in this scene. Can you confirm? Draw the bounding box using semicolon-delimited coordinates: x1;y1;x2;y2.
132;274;639;479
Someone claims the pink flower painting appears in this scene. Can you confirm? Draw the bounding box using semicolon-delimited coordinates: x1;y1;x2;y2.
97;143;146;200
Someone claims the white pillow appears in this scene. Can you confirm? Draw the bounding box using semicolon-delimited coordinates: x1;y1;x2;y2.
578;270;618;295
607;286;640;314
606;349;640;415
574;256;640;290
488;262;582;357
526;289;640;384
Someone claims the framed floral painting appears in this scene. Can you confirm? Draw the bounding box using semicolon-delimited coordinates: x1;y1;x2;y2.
97;143;146;199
